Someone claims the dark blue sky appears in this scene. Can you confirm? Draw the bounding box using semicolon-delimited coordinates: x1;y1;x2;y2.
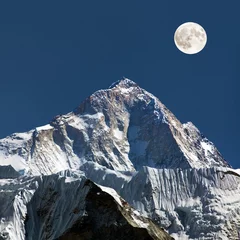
0;1;239;167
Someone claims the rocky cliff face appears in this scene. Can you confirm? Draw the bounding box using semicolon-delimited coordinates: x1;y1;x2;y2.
80;162;240;239
0;78;229;176
0;78;237;239
0;172;172;240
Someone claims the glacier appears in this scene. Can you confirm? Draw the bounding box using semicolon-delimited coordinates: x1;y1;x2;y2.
0;172;172;240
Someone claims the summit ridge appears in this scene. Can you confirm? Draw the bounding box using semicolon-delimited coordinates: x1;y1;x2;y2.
108;77;139;89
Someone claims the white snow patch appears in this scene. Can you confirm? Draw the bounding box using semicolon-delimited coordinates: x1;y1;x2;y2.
68;115;89;130
12;132;32;140
171;232;189;240
119;87;134;94
132;210;140;216
36;124;53;132
113;128;123;139
233;169;240;175
176;197;201;208
0;153;26;172
83;112;104;119
201;141;214;154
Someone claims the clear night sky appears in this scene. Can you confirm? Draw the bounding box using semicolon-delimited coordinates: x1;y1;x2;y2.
0;1;239;167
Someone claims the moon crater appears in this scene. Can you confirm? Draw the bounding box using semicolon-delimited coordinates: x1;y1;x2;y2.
174;22;207;54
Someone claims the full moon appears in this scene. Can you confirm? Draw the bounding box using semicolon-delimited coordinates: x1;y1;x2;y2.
174;22;207;54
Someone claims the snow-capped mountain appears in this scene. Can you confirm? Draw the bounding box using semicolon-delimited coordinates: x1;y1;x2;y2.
0;78;238;239
0;78;229;176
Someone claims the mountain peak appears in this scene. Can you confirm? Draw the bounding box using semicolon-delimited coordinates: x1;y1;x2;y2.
0;78;231;176
108;78;138;89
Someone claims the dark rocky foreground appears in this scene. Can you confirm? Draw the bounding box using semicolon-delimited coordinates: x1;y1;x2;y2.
58;180;173;240
23;176;173;240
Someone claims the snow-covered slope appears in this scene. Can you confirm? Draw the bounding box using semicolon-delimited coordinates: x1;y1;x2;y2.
81;162;240;239
0;78;230;176
0;176;36;240
0;172;172;240
0;78;237;239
